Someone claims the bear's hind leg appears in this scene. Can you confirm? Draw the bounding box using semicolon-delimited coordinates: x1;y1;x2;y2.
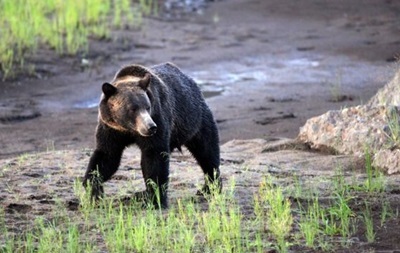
140;149;170;208
185;124;221;195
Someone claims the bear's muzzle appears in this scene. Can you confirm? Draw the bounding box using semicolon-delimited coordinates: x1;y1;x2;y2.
137;110;157;137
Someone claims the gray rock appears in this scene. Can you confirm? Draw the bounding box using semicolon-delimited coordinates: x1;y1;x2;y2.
369;70;400;107
298;69;400;174
373;149;400;174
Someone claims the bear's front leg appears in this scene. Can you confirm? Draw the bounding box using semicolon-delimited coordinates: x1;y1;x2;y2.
140;149;170;208
83;148;124;200
83;125;126;200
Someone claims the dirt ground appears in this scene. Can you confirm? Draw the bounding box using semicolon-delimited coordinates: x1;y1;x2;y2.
0;0;399;158
2;139;400;252
1;0;400;252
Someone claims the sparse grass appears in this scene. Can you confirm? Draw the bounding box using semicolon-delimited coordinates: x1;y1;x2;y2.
329;191;354;239
73;179;97;222
294;149;392;251
140;0;158;16
45;139;56;153
17;153;30;167
255;176;293;253
363;148;386;193
363;202;375;243
380;199;391;226
0;156;395;253
328;69;344;102
0;207;5;233
384;106;400;148
0;163;11;177
0;0;155;80
298;197;321;248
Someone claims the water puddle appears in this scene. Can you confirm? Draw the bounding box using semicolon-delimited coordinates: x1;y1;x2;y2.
286;58;320;67
193;70;268;85
73;53;382;109
192;69;269;98
73;99;99;109
189;55;324;97
73;56;322;108
162;0;209;19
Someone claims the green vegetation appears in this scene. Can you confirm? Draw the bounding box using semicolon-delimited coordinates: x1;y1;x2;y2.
0;150;396;252
364;148;386;193
328;69;344;102
298;197;322;249
363;202;375;243
0;0;156;80
255;177;293;253
385;106;400;148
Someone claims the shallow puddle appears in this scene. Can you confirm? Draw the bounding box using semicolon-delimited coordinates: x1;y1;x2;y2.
164;0;207;11
69;52;384;110
189;52;386;98
73;99;99;109
162;0;209;19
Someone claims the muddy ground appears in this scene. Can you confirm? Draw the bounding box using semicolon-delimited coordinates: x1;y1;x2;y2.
0;0;399;157
2;139;400;252
1;0;400;252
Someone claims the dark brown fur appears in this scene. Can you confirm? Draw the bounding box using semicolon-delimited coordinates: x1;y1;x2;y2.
83;63;221;208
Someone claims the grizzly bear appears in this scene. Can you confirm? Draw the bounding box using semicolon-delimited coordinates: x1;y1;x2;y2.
83;62;221;208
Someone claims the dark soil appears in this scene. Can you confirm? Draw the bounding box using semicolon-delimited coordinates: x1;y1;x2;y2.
1;0;399;158
1;139;400;252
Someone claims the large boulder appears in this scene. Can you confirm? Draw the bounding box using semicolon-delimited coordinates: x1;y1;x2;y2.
297;69;400;174
369;70;400;107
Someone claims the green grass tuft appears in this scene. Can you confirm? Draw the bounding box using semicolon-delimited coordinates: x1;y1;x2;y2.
0;0;155;80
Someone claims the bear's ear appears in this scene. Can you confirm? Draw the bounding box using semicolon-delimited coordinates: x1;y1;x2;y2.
102;82;117;97
138;73;151;90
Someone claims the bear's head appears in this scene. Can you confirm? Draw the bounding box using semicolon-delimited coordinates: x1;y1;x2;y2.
98;73;157;137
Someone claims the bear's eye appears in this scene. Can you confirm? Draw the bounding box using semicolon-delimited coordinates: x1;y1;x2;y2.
146;106;151;111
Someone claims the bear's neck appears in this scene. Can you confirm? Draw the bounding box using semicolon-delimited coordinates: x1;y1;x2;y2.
98;111;129;132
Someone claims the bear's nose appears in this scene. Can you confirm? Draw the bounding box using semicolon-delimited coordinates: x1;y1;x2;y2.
148;125;157;135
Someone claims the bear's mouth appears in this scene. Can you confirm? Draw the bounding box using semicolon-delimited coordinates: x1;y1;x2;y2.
147;126;158;136
137;126;157;137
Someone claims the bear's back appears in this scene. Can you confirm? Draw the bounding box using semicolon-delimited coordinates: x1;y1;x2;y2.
152;63;200;93
151;63;208;145
151;63;205;109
